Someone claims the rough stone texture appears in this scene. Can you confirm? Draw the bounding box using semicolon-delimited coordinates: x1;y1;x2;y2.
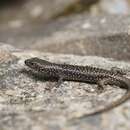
0;15;130;61
0;43;130;130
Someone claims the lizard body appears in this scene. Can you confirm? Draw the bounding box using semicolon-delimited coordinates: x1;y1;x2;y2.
25;57;130;116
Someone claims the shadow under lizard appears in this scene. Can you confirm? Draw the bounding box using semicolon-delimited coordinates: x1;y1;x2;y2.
25;57;130;116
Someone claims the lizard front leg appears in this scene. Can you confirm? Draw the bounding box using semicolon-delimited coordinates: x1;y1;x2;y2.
56;77;64;88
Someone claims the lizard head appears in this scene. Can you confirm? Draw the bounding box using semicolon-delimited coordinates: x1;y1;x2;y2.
25;57;51;71
25;57;38;69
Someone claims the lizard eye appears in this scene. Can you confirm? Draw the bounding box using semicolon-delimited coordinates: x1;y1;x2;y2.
25;59;36;68
29;62;35;66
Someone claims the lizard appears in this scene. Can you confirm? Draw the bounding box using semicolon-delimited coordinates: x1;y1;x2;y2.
25;57;130;116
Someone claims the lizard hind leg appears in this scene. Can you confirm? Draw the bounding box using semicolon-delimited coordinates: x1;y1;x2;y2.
97;78;112;93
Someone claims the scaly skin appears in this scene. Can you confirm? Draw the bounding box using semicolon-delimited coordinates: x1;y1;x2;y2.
25;57;130;116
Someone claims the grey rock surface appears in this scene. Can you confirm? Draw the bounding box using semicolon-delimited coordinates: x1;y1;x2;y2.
0;43;130;130
0;15;130;61
90;0;130;15
0;0;78;27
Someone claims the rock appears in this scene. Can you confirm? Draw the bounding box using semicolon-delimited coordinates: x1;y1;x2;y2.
29;15;130;61
99;0;130;14
0;43;130;130
0;15;130;61
0;0;79;27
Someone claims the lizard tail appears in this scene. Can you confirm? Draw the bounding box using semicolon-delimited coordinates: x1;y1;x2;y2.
81;77;130;117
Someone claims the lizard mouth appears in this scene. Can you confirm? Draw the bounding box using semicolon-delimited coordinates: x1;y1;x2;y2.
25;59;31;67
